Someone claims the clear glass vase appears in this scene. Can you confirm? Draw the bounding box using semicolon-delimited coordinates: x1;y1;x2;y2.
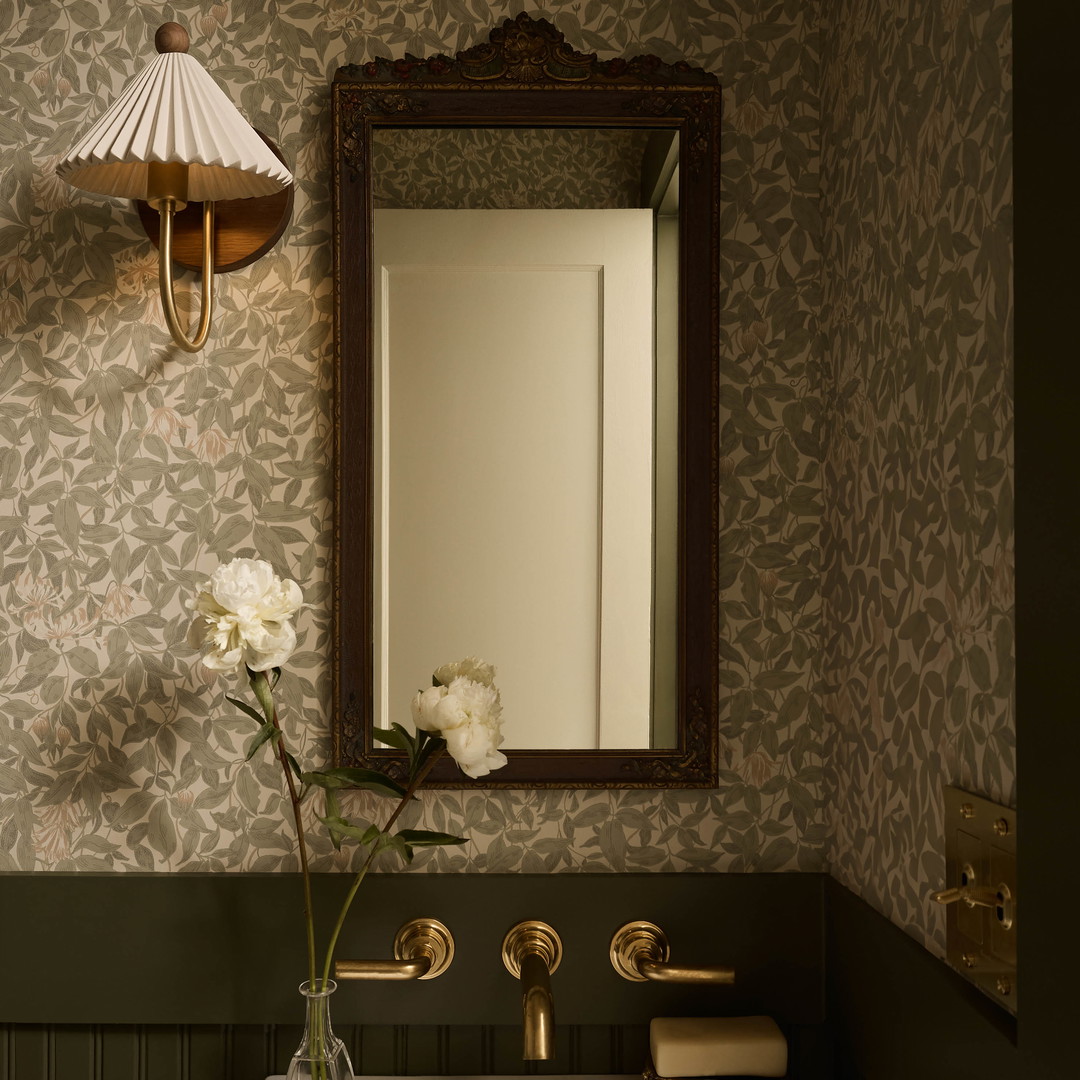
286;979;354;1080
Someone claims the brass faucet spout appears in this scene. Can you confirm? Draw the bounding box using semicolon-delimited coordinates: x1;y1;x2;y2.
520;951;555;1060
502;920;562;1062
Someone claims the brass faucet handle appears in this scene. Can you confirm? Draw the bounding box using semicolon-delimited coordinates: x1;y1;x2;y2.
334;917;454;981
610;921;735;985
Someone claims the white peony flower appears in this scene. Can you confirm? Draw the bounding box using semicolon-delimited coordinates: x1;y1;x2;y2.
187;558;302;672
411;662;506;778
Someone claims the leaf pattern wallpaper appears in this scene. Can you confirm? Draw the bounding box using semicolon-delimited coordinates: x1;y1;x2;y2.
0;0;1011;961
372;128;654;209
820;0;1013;953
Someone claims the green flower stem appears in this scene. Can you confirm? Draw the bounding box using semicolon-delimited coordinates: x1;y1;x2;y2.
319;746;446;989
250;669;318;995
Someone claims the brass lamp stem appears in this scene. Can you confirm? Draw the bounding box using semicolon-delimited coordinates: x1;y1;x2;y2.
157;197;215;352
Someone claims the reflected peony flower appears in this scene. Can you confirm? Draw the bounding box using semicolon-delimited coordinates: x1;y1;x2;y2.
187;558;303;672
175;789;195;810
30;714;52;740
32;68;50;89
32;155;69;210
412;661;506;779
191;426;231;463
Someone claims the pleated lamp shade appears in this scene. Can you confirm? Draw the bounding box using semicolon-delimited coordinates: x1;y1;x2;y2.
57;36;292;202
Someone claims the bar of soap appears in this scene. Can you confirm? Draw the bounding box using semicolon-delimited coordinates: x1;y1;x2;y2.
650;1016;788;1078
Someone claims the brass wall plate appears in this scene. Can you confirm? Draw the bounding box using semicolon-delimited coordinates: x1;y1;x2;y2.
394;917;454;980
939;786;1017;1014
610;920;669;982
501;920;562;979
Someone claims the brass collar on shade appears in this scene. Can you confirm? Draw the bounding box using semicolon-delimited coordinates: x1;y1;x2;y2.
56;21;294;352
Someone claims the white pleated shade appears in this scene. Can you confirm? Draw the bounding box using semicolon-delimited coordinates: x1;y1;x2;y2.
57;51;292;202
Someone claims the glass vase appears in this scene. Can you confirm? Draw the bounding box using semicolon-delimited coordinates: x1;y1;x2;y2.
286;979;354;1080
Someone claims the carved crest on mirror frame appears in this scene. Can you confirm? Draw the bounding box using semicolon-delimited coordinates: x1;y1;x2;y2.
335;13;718;178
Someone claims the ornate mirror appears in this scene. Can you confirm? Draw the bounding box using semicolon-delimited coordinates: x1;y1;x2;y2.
331;14;720;787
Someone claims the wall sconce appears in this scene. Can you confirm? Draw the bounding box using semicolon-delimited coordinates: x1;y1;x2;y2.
57;22;293;352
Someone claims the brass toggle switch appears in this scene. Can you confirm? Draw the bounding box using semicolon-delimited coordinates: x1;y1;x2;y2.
935;787;1017;1014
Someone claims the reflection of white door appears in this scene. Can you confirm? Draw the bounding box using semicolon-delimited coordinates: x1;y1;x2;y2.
374;209;653;750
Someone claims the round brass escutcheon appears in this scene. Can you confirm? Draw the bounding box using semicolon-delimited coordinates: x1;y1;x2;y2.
394;917;454;980
501;920;562;979
610;920;670;982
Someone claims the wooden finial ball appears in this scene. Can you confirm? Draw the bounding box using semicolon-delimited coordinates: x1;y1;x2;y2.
155;22;190;54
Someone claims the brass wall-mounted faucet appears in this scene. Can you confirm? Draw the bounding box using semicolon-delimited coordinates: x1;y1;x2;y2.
334;917;454;981
501;920;562;1061
609;921;735;984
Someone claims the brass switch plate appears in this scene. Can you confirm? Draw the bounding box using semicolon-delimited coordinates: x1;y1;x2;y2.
941;786;1017;1014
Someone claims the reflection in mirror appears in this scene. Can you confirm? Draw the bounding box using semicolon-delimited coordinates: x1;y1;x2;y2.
331;12;720;786
369;129;679;751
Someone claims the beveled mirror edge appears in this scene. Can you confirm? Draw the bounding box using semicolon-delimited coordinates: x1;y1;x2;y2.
330;13;721;788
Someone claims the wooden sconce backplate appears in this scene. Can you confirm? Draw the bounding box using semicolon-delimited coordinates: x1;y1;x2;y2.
135;132;293;274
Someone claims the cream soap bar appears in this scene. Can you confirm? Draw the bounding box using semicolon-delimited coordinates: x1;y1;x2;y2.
650;1016;788;1078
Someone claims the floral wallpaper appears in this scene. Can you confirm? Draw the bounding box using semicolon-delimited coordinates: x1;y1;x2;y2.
0;1;826;877
819;0;1013;953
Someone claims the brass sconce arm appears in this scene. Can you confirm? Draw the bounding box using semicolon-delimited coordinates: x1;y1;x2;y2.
333;917;454;982
155;197;214;353
610;921;735;985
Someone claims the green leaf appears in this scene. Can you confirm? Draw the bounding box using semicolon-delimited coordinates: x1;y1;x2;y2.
318;814;381;849
372;726;411;751
225;695;266;726
377;833;413;863
302;767;407;799
285;750;303;780
248;670;276;721
244;721;279;761
396;829;466;848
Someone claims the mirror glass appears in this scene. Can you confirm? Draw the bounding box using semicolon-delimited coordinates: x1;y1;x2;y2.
369;127;679;751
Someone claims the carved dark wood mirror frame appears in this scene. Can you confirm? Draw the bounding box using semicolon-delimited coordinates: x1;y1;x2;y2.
331;13;720;788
